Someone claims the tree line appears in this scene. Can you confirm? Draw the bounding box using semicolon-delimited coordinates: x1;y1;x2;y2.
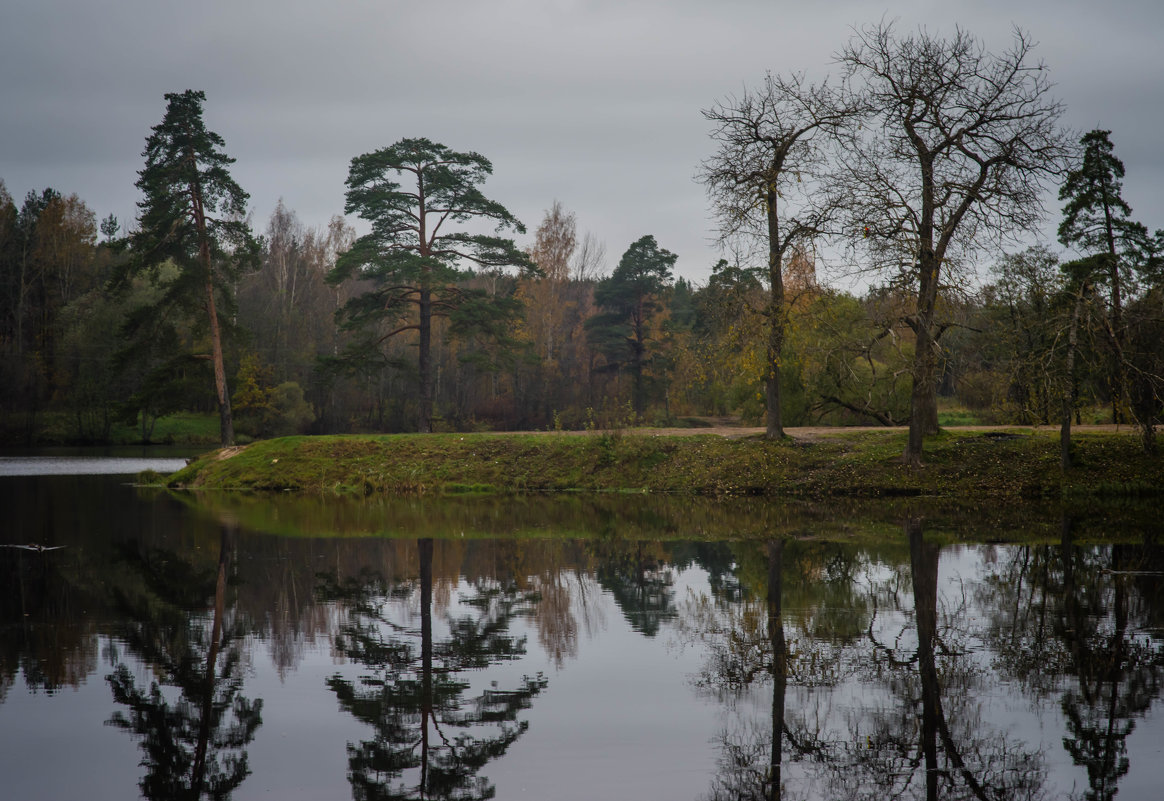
1;23;1161;459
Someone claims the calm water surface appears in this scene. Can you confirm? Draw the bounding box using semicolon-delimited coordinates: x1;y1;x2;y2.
2;468;1162;800
0;447;192;477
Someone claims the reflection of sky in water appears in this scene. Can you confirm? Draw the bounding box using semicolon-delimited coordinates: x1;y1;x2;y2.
0;456;187;476
3;555;1163;800
1;481;1163;800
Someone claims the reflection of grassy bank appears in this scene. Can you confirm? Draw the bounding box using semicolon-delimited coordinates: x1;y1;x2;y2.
171;481;1161;546
168;429;1164;501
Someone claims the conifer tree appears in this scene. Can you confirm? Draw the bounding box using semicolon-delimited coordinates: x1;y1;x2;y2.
122;90;259;446
328;138;535;433
1058;129;1150;426
586;235;676;415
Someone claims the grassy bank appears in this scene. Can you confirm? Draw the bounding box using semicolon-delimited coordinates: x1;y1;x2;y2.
166;428;1164;500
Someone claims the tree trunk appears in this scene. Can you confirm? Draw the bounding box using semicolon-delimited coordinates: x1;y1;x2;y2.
419;538;433;794
905;247;941;466
191;166;234;447
909;518;941;801
906;321;939;467
192;525;233;797
1139;419;1157;455
205;269;234;446
632;302;645;416
1061;285;1084;471
766;188;786;440
418;289;432;433
767;540;786;801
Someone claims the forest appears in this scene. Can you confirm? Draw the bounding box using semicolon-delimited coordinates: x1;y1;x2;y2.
1;24;1162;455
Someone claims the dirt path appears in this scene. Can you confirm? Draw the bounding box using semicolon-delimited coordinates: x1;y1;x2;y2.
547;423;1137;441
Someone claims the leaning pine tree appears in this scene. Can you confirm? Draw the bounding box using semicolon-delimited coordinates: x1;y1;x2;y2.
328;138;536;433
121;90;259;446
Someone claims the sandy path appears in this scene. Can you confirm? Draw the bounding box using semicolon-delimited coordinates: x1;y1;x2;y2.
539;423;1137;441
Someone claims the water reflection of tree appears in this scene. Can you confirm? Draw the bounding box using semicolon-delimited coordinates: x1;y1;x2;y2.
683;540;870;800
459;539;606;671
592;540;677;637
105;525;262;800
0;545;100;699
979;518;1164;801
686;528;1053;800
824;518;1049;801
704;541;792;801
320;538;547;800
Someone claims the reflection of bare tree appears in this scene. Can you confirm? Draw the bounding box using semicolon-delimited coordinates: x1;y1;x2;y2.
255;537;344;679
686;540;852;801
105;525;262;800
825;519;1048;801
321;539;547;800
528;568;605;670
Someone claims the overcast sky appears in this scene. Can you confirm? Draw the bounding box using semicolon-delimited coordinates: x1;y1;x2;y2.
2;0;1162;284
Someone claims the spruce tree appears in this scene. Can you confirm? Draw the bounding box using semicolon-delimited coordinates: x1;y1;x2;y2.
1058;129;1151;426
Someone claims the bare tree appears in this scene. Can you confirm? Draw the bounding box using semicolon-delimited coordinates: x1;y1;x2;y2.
571;230;607;283
835;23;1070;465
700;72;859;439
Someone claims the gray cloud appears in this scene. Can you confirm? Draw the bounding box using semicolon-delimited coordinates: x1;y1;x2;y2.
2;0;1161;281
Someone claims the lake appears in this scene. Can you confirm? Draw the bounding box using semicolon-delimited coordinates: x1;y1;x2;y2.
1;460;1162;800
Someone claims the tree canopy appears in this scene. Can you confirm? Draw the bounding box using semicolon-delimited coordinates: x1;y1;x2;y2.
587;235;677;415
328;138;535;432
836;23;1070;465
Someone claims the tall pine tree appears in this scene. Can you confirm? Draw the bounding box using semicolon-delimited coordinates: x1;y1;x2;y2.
121;90;258;446
1058;129;1152;429
328;138;534;433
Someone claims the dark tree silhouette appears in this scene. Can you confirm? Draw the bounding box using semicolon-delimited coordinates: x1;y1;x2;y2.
586;235;676;415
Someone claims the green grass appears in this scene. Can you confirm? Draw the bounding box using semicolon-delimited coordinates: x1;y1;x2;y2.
167;428;1164;501
936;409;985;426
0;410;222;447
144;412;222;445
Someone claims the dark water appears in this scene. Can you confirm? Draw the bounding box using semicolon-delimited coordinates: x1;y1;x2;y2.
2;471;1163;800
